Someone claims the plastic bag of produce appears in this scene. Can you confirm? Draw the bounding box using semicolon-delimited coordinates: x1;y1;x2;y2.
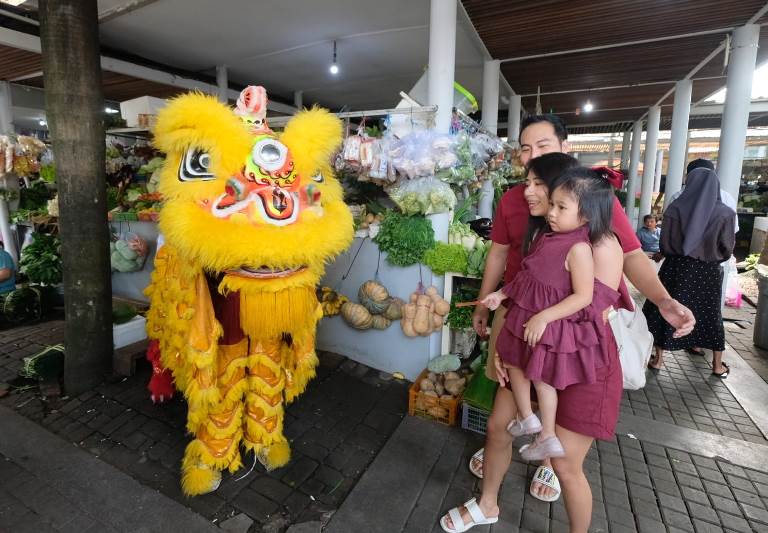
387;176;456;215
110;230;149;273
724;257;743;308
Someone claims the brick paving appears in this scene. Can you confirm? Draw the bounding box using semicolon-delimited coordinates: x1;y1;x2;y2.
0;318;409;531
724;304;768;384
428;432;768;533
621;350;766;444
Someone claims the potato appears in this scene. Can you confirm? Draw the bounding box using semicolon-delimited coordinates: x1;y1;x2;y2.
426;371;437;383
442;371;460;381
423;390;438;397
420;379;435;392
444;377;466;396
434;382;445;396
427;406;449;419
440;394;454;400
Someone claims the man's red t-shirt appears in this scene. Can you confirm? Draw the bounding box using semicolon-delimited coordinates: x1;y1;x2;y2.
489;184;641;284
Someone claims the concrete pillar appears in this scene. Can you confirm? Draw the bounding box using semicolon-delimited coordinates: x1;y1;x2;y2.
478;59;500;218
639;106;661;227
0;81;13;133
507;93;521;143
664;79;693;208
426;0;457;358
718;24;760;201
293;90;303;110
619;130;631;170
216;65;228;103
626;120;643;220
607;136;615;168
427;0;457;134
653;149;664;192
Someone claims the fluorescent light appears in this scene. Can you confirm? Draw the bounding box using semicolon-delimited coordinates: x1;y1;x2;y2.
105;107;119;114
583;101;594;113
0;0;29;6
329;63;339;75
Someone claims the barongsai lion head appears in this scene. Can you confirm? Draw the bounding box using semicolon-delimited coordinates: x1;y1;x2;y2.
151;87;353;336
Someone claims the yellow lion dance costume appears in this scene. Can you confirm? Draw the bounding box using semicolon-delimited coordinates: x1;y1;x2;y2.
144;86;352;496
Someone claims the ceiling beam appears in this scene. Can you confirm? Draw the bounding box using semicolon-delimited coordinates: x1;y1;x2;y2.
0;26;296;114
9;70;42;82
98;0;164;24
518;77;725;98
499;27;738;64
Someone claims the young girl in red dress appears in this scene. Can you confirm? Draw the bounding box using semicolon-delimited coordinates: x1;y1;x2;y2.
481;168;616;461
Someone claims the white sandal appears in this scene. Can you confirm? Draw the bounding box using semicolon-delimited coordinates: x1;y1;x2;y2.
468;448;483;479
440;498;499;532
529;465;561;502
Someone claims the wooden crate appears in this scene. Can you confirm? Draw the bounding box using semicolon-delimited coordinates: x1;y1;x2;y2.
408;369;461;426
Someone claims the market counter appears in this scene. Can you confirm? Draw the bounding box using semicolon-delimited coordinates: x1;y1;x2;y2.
316;237;441;381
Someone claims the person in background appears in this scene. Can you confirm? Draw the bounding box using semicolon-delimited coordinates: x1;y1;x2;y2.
0;241;16;294
668;159;739;233
644;167;735;377
637;214;662;261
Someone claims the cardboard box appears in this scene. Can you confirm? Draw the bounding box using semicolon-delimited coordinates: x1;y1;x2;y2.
120;96;167;128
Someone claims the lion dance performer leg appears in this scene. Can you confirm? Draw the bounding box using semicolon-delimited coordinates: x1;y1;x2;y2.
144;86;352;495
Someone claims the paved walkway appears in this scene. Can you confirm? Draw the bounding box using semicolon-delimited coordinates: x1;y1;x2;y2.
0;319;409;532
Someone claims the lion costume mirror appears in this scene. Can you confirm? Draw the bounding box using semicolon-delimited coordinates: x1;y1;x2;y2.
143;86;353;495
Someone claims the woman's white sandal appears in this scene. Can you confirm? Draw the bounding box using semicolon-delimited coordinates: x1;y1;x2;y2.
440;498;499;532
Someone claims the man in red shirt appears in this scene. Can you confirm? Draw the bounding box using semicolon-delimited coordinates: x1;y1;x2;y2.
470;114;695;500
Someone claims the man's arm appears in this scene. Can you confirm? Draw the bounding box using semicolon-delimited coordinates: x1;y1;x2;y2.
0;267;11;282
472;242;509;337
623;249;695;337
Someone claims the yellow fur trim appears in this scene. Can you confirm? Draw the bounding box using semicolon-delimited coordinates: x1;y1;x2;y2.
183;433;242;472
285;351;319;404
181;463;221;497
280;107;343;178
223;284;319;339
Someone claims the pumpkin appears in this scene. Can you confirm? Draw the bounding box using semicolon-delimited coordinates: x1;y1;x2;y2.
341;302;373;329
383;297;405;320
371;315;392;330
358;280;390;314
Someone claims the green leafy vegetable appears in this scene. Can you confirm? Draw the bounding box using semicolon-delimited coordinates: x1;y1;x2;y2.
445;285;479;330
423;242;468;275
466;239;491;277
373;211;435;266
18;233;63;285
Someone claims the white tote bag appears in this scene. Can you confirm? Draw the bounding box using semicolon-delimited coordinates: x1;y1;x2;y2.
607;306;654;390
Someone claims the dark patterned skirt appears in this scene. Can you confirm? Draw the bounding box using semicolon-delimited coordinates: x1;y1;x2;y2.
642;255;725;352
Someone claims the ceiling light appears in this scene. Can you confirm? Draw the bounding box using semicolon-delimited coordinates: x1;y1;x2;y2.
38;119;47;126
105;107;119;114
329;40;339;75
0;0;29;6
583;100;594;113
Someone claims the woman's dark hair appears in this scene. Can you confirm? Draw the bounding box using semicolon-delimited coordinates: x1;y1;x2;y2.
551;167;614;244
522;153;579;255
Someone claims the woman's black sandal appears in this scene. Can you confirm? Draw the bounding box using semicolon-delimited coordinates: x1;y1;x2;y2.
686;348;706;356
712;363;729;378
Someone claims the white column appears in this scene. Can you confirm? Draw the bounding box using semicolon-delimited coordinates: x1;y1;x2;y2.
639;106;661;227
216;65;228;104
608;136;616;168
507;93;521;143
426;0;457;358
626;120;643;220
293;90;303;110
478;59;500;219
718;24;760;201
653;149;664;192
664;79;693;208
427;0;457;134
0;81;13;133
619;130;631;170
0;196;16;264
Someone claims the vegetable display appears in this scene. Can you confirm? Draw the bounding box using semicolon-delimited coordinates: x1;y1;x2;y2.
110;233;148;273
18;233;62;285
400;286;450;337
466;239;492;278
423;242;468;276
387;176;456;215
318;286;349;316
373;211;435;267
339;280;399;331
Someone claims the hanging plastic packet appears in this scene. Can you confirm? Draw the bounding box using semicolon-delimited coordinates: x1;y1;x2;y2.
110;229;149;273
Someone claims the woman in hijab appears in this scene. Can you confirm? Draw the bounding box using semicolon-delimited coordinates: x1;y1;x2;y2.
643;167;735;376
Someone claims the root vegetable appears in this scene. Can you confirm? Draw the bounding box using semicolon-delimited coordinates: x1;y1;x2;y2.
420;379;435;392
427;406;448;418
440;394;454;400
401;303;417;337
423;390;438;398
434;382;445;396
432;313;443;331
413;295;432;335
427;371;437;382
443;371;460;381
444;377;466;396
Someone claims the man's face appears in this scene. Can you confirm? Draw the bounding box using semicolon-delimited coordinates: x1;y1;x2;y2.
519;122;567;165
644;217;657;230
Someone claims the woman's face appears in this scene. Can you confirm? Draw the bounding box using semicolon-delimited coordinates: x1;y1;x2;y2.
524;170;550;216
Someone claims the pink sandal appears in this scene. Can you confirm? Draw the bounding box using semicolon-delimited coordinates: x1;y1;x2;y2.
520;436;565;461
506;413;542;437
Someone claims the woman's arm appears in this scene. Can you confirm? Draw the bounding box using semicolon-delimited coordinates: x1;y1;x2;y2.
524;243;593;345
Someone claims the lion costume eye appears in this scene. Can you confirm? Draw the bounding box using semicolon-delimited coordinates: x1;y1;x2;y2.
179;148;215;181
251;138;288;172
